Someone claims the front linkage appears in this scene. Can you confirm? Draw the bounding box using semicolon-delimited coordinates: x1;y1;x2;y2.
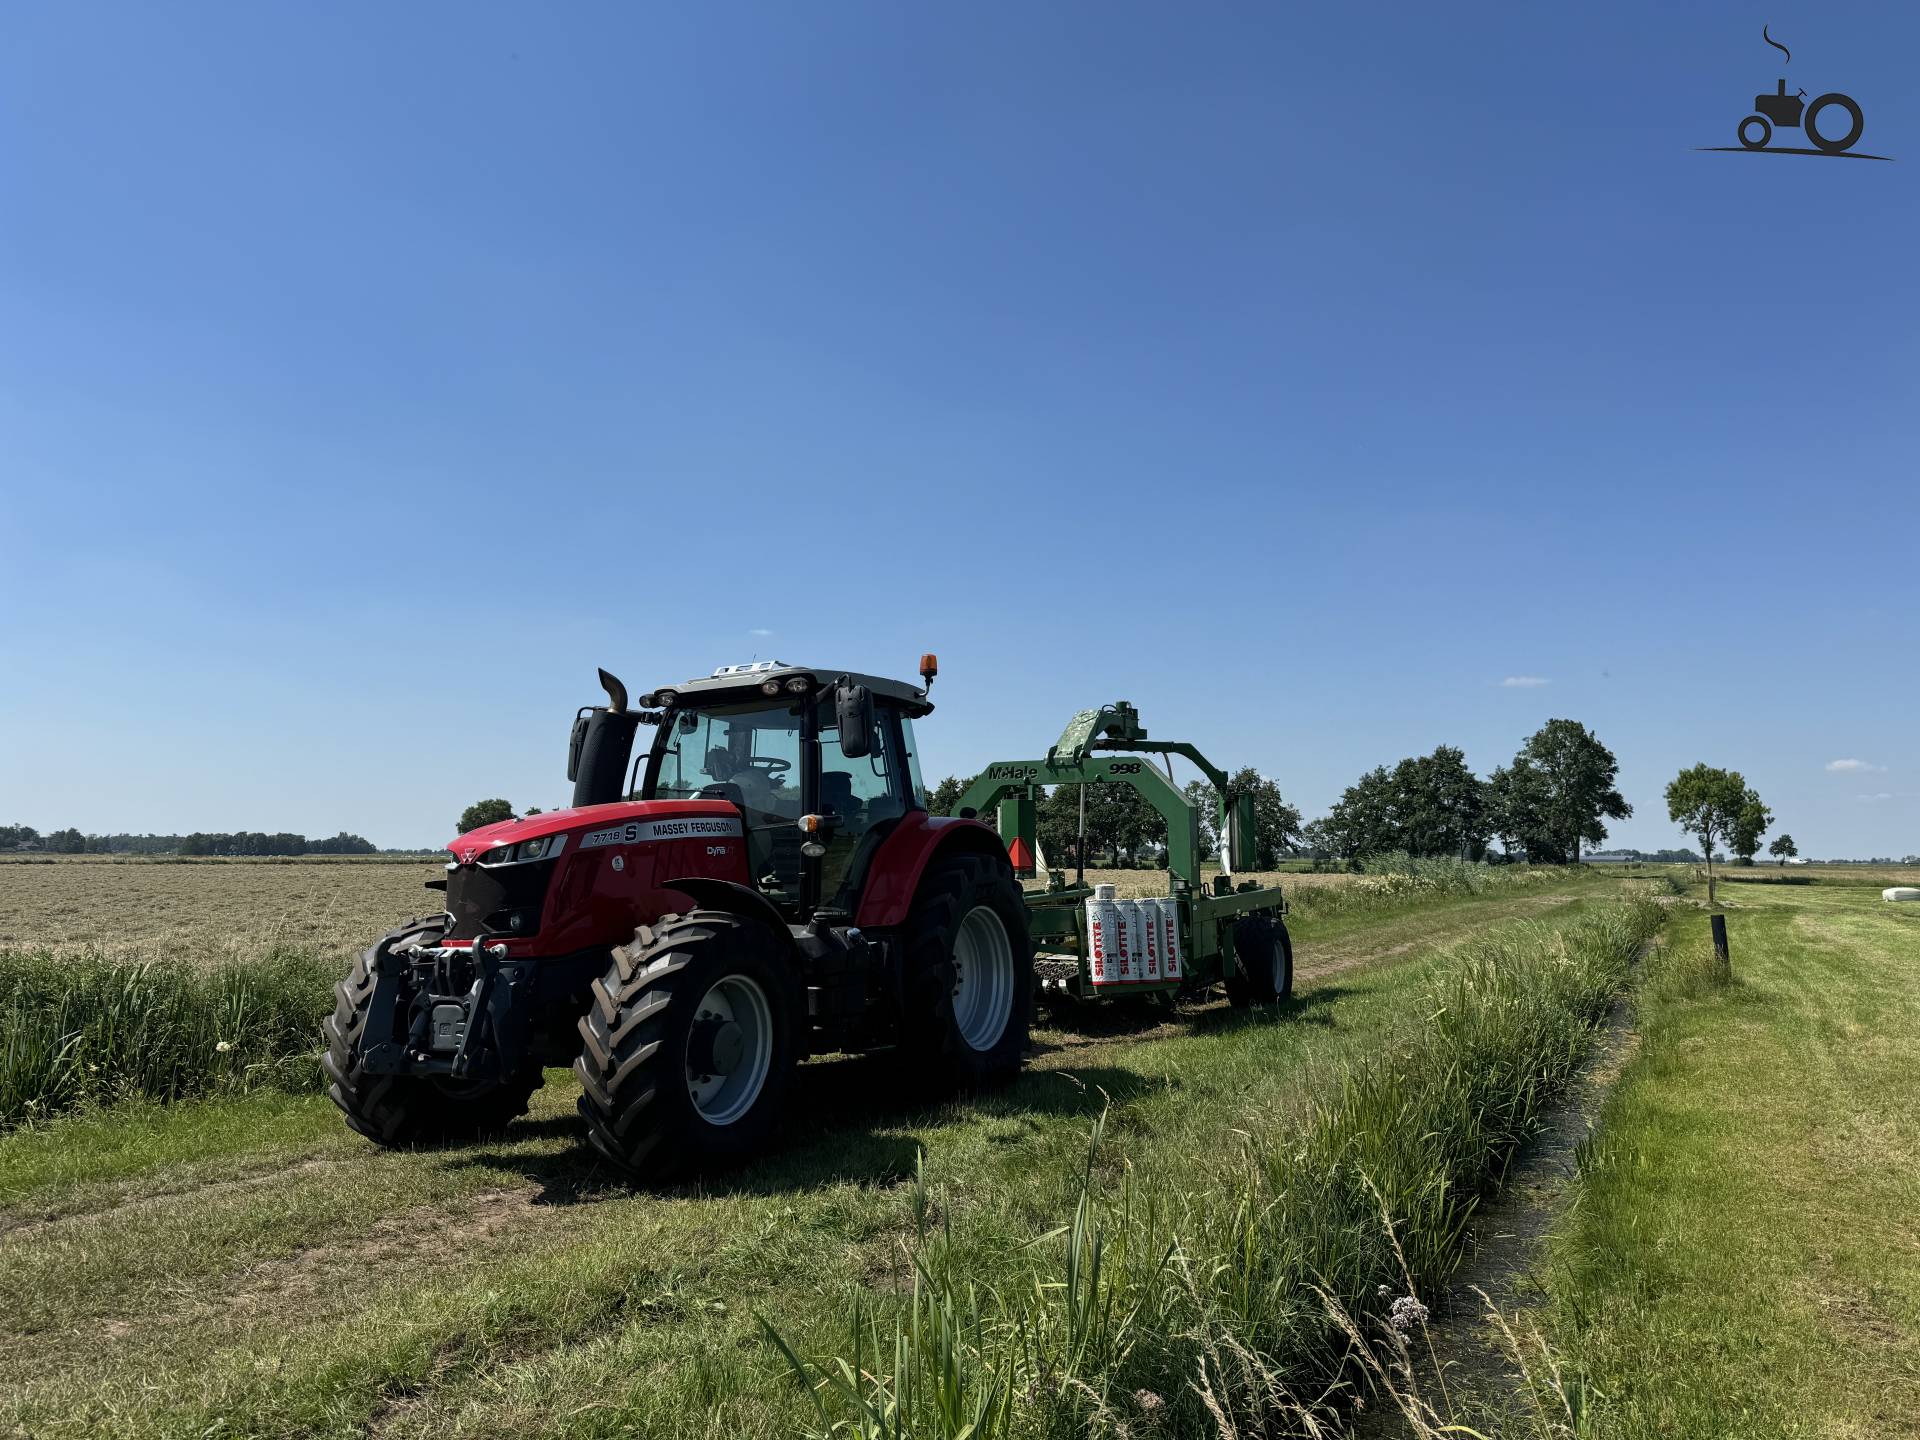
323;917;548;1145
354;925;533;1081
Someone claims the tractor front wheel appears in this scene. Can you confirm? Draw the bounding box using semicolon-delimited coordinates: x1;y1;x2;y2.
1225;914;1294;1008
899;854;1034;1089
574;909;798;1182
324;924;543;1146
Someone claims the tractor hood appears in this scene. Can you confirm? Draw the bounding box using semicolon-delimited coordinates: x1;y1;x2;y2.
447;800;743;864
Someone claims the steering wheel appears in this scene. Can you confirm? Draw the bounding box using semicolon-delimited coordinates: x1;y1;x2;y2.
744;757;791;776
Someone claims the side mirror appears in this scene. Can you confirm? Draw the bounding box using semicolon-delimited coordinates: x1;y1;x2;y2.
567;709;591;783
835;680;874;758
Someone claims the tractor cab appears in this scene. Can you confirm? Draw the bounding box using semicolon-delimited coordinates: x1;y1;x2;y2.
628;662;934;918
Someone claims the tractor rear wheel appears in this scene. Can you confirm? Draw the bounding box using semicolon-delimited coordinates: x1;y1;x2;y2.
1225;914;1294;1008
898;854;1033;1089
324;921;543;1146
574;909;798;1182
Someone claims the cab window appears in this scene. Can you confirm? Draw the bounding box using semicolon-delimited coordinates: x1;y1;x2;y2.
817;702;912;904
647;703;807;902
649;704;802;816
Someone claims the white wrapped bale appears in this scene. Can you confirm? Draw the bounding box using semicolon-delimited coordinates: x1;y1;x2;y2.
1883;887;1920;902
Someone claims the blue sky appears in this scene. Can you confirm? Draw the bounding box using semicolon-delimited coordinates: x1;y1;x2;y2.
3;3;1915;855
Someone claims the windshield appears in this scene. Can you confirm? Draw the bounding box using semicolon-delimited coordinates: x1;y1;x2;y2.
645;701;804;816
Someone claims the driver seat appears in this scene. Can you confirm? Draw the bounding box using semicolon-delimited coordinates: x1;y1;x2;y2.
820;771;859;824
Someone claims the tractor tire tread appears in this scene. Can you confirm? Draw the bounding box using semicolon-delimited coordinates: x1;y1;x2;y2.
574;908;796;1182
896;853;1034;1093
1225;914;1294;1008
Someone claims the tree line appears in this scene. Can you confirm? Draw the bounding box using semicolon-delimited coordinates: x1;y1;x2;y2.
1;824;377;856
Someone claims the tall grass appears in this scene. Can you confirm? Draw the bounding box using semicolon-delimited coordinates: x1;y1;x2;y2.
770;897;1664;1438
1287;853;1555;922
0;947;335;1129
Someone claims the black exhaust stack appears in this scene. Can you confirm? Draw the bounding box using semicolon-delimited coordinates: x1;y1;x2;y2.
568;668;642;808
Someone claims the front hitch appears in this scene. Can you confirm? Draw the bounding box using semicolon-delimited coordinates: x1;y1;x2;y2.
447;935;506;1080
356;928;531;1081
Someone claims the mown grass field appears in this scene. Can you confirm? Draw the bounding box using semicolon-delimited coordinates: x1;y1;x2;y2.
0;856;447;963
0;858;1368;963
1539;876;1920;1436
0;859;1657;1437
1714;863;1920;890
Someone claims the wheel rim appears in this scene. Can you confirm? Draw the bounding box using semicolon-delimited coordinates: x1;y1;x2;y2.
1272;939;1288;992
685;975;774;1126
951;904;1014;1052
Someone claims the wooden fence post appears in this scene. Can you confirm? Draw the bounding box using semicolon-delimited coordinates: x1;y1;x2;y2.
1710;912;1730;976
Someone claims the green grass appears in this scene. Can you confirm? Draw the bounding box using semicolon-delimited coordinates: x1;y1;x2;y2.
765;896;1665;1438
0;872;1651;1438
0;948;336;1127
0;862;1573;1134
1541;885;1920;1437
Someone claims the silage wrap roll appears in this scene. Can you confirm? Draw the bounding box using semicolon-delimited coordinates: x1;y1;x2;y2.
1086;888;1120;986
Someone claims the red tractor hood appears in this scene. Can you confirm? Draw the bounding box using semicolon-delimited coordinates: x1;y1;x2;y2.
446;800;741;863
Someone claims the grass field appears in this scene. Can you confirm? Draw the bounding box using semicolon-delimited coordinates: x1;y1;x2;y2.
1714;863;1920;889
1536;878;1920;1436
0;861;1653;1437
0;856;447;962
0;858;1354;958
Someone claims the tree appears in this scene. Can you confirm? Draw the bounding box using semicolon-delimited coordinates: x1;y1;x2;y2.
1485;761;1551;861
1034;782;1162;868
1299;817;1336;868
1323;766;1399;864
1323;749;1493;865
926;775;973;817
1665;764;1749;902
457;799;515;834
45;827;86;854
1769;833;1798;865
1729;792;1773;866
309;831;376;855
1184;780;1219;858
1089;784;1160;866
1391;746;1488;859
1509;720;1631;864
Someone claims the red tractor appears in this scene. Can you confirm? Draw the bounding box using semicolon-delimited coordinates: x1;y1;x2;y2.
324;658;1032;1180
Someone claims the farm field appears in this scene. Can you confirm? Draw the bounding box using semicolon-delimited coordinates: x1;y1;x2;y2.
0;859;1359;963
1537;878;1920;1436
1715;863;1920;889
0;856;447;962
0;862;1646;1438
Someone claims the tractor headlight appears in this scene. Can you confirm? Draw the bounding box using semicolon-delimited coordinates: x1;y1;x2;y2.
477;835;568;866
783;676;813;694
760;678;782;696
517;834;569;862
